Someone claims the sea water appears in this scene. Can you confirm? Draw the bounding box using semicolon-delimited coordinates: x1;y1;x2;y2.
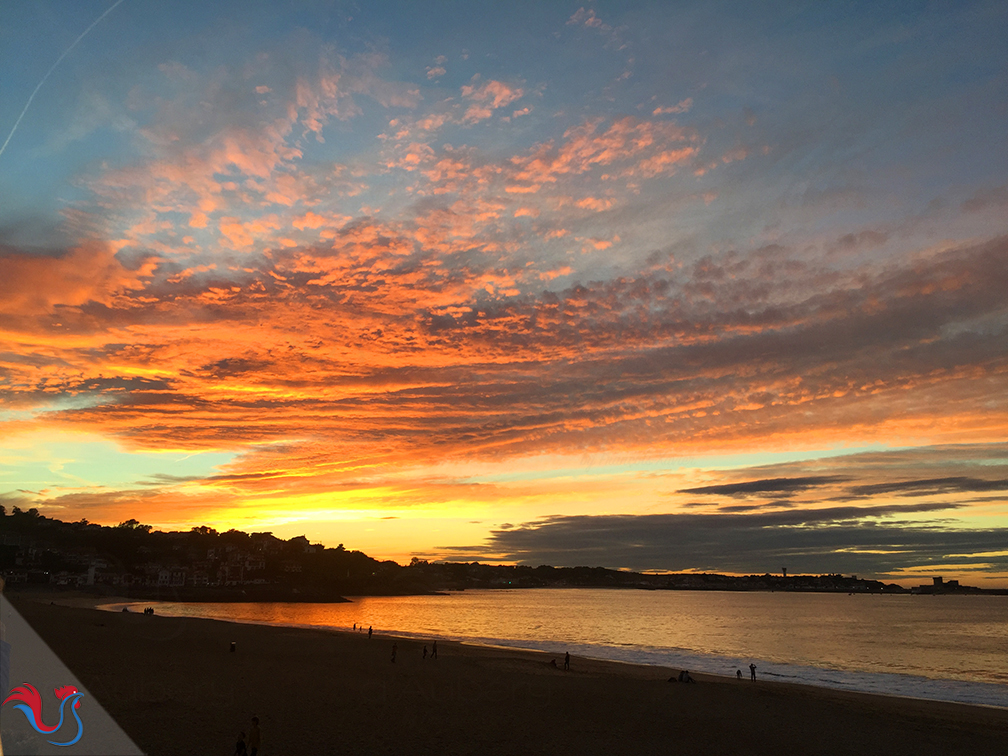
103;588;1008;708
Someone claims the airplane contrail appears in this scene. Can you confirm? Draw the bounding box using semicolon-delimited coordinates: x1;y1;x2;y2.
0;0;128;162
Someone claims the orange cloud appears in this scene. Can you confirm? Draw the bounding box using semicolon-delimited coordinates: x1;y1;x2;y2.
653;98;693;115
0;241;156;317
575;197;614;212
461;77;525;123
509;117;700;187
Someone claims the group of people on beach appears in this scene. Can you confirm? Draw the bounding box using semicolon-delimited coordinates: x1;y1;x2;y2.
549;651;572;670
735;663;758;680
219;631;764;754
392;639;438;663
351;622;442;664
671;663;758;684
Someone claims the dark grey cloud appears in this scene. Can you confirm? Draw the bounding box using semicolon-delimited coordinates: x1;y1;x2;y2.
679;475;846;497
717;502;794;513
200;356;276;379
454;503;1008;578
846;477;1008;498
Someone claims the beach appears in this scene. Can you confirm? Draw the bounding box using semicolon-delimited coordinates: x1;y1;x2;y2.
9;596;1008;755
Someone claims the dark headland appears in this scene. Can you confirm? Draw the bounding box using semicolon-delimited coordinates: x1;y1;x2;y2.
4;510;1003;601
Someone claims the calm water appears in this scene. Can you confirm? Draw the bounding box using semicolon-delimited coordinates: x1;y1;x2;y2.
104;589;1008;708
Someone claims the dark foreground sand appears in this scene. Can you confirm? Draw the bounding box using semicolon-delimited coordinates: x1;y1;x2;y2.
11;597;1008;756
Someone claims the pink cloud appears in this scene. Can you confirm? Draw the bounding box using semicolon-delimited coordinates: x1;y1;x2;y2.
575;197;614;211
538;265;573;281
415;112;452;132
292;211;328;230
509;117;699;187
568;7;611;30
721;146;748;164
461;77;525;123
218;215;281;251
577;234;619;251
653;98;693;115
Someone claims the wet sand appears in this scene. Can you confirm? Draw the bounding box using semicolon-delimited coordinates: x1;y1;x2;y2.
10;597;1008;755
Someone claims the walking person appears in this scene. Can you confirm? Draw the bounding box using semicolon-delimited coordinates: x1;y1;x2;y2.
430;640;437;659
564;651;570;671
750;663;757;681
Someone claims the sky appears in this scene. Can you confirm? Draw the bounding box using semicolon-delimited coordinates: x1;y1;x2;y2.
1;1;1007;586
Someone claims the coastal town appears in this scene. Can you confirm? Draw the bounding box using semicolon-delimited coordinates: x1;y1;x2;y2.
1;508;999;599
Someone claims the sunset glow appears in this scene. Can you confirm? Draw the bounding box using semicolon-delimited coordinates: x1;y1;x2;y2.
2;2;1007;584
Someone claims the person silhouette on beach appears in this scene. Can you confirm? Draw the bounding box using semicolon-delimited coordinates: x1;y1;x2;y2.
564;651;570;671
391;642;397;663
353;622;356;632
368;625;373;639
423;645;428;659
750;663;757;681
431;640;437;659
248;716;261;756
234;731;247;755
737;669;743;680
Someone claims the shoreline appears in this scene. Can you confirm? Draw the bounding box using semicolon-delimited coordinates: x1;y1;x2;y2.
30;588;1008;710
7;596;1008;755
87;593;1008;711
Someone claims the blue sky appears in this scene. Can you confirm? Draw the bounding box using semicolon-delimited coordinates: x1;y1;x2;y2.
1;1;1007;583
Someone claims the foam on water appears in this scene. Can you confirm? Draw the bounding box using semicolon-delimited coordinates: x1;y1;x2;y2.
352;627;1008;709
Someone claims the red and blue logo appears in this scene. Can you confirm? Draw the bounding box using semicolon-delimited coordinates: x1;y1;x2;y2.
3;683;84;746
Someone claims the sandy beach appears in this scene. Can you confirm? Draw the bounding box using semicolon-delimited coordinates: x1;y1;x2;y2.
8;596;1008;755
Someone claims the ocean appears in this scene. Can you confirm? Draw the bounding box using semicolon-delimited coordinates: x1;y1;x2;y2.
103;588;1008;708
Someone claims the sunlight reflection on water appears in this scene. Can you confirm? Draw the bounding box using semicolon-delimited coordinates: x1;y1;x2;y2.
106;589;1008;707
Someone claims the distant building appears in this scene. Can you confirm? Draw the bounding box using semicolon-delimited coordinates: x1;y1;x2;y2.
912;575;973;594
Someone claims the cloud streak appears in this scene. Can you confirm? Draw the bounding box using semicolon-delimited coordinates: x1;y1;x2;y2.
464;505;1008;578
